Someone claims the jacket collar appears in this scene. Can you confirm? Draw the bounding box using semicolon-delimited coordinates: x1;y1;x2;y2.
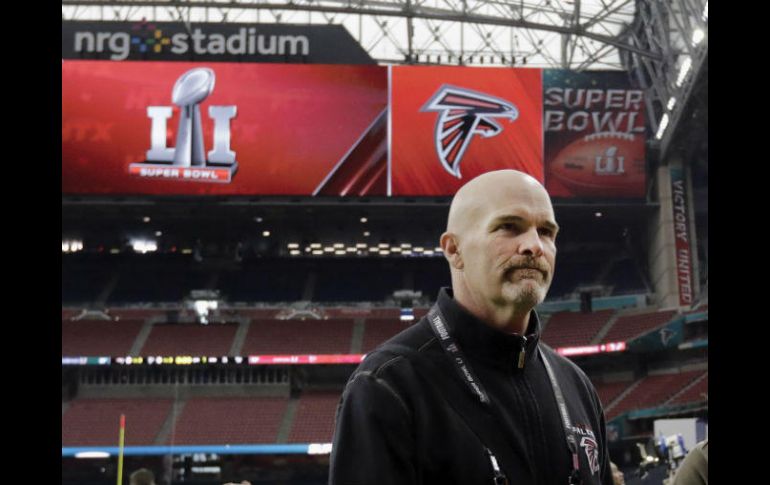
433;287;541;371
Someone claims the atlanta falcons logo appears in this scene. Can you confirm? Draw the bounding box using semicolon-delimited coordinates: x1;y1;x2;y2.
580;436;600;475
421;85;519;178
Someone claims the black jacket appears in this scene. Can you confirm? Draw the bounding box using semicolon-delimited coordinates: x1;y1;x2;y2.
329;288;613;485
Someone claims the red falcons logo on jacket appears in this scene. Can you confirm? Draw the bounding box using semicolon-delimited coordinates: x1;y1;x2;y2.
580;436;600;475
421;85;519;178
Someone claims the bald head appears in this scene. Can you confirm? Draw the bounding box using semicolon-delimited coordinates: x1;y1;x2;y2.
440;169;558;334
446;170;552;236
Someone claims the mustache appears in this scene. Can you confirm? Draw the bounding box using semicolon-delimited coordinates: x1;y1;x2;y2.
502;257;550;276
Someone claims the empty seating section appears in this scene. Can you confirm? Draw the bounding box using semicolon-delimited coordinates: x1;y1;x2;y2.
242;319;354;354
109;268;210;303
62;398;172;446
414;308;430;320
361;319;412;353
170;397;288;444
592;381;633;409
600;310;677;343
62;320;145;356
541;310;614;348
314;262;403;302
605;258;646;294
412;259;451;301
668;372;708;405
218;267;305;302
607;371;702;420
62;309;79;320
288;392;342;443
548;260;598;299
140;324;239;356
62;267;111;304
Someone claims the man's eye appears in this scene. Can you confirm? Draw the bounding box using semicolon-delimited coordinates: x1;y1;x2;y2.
498;223;515;231
538;228;554;237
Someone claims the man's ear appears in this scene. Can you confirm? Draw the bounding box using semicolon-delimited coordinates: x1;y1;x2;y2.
440;232;463;270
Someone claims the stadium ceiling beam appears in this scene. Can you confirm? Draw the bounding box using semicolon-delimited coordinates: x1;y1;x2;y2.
623;0;707;159
61;0;662;61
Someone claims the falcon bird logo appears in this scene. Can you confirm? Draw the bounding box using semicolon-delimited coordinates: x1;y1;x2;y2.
421;85;519;178
580;436;600;475
659;327;675;346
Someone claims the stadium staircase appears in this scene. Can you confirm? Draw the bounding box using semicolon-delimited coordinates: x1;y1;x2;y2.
664;371;708;405
229;320;251;356
276;398;300;443
605;379;643;417
129;320;155;356
95;271;120;306
350;318;366;354
154;398;189;445
303;272;317;300
590;312;621;344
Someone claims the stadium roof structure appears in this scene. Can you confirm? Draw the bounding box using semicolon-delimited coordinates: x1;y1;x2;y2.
62;0;706;161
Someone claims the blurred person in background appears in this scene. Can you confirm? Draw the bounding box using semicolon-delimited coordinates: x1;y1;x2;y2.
670;439;707;485
129;468;156;485
611;461;625;485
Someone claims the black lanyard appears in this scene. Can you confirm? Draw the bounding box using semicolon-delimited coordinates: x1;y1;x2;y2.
541;346;583;485
427;304;582;485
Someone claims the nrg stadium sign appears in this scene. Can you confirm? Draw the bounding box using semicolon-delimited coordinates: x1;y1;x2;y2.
62;20;375;64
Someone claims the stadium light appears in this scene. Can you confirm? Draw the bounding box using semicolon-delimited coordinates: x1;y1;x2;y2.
667;97;676;110
289;250;300;255
323;247;334;253
155;231;162;237
380;250;390;255
414;247;424;253
287;243;299;249
400;243;412;248
675;56;692;87
363;231;370;237
312;250;323;255
595;212;603;218
333;243;344;248
391;247;402;253
356;243;367;249
262;231;270;237
692;28;705;46
143;216;151;223
75;451;110;459
424;250;435;256
378;243;389;248
131;239;157;254
334;250;346;255
360;217;368;223
310;243;322;249
655;114;670;140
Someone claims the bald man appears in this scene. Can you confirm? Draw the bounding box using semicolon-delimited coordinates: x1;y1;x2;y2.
329;170;613;485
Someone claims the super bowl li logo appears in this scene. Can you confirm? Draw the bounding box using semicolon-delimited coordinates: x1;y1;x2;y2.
129;67;238;183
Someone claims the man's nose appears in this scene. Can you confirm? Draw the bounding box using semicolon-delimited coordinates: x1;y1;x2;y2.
517;227;544;257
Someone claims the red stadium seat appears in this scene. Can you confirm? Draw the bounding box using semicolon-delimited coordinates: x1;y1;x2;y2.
287;391;342;443
62;398;172;446
170;397;289;444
